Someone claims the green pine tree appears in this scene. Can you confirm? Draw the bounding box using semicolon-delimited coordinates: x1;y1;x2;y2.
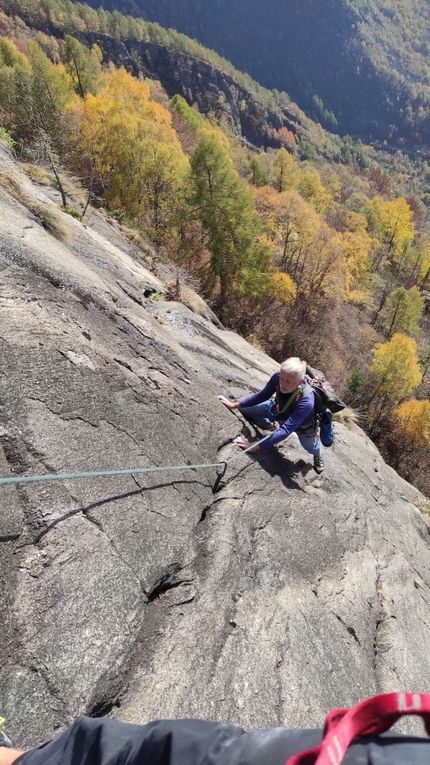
64;36;102;99
189;131;264;310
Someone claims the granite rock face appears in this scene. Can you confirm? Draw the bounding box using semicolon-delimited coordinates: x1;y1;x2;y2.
1;144;430;749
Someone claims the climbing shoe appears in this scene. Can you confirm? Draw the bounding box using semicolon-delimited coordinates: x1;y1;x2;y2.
313;454;324;474
0;717;13;748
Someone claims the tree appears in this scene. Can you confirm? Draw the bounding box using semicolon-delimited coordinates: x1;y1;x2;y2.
0;39;75;205
188;129;264;309
253;186;342;307
370;333;422;402
268;271;296;304
298;165;332;213
337;229;372;303
64;36;102;98
170;94;205;132
413;235;430;287
379;286;424;337
393;399;430;448
277;126;295;148
366;196;415;271
273;147;299;192
247;155;268;187
67;68;188;239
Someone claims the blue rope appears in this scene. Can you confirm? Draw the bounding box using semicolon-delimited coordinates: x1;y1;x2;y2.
0;435;272;487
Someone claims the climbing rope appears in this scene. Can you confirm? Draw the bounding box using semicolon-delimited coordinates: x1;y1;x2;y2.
0;434;273;492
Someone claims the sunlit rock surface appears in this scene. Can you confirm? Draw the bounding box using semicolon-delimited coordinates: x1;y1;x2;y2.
0;144;429;749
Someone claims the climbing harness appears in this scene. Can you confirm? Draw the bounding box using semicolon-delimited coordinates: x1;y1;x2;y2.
0;435;273;495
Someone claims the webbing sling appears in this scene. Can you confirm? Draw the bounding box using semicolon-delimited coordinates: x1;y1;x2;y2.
277;383;313;416
277;386;302;414
285;692;430;765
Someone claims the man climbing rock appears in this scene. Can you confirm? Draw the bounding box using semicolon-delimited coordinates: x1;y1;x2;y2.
219;356;324;474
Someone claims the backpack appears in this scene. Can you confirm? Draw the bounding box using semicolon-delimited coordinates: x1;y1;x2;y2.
305;365;346;449
305;365;346;415
17;692;430;765
286;691;430;765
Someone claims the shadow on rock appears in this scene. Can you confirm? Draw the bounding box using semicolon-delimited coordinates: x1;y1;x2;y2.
234;422;315;492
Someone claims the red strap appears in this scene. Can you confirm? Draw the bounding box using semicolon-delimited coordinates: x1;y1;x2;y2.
285;692;430;765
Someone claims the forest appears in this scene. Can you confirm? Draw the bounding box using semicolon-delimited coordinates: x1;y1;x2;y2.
0;0;429;497
77;0;430;145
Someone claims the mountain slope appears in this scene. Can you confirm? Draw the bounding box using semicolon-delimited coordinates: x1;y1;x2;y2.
83;0;430;142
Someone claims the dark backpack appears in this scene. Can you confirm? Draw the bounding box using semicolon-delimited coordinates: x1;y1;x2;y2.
20;692;430;765
305;365;346;415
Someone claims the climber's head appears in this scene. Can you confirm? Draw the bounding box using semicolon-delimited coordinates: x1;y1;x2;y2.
279;357;306;393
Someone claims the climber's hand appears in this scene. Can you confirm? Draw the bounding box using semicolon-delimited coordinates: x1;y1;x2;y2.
217;395;240;410
233;435;259;452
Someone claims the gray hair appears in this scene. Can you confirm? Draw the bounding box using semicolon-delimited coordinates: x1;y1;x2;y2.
280;357;306;380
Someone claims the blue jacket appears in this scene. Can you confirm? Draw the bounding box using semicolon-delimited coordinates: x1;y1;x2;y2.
239;371;316;450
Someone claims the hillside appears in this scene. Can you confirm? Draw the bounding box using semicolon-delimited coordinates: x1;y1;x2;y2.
0;0;349;161
1;142;430;749
85;0;430;144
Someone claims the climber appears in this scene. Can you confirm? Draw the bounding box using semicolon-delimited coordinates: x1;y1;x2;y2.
218;356;324;474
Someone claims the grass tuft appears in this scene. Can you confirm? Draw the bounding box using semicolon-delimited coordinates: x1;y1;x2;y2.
19;163;55;186
333;406;363;426
64;205;83;221
415;497;430;519
0;169;72;243
0;169;27;203
28;202;72;243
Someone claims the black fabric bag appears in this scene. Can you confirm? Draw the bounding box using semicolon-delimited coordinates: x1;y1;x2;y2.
305;365;346;414
14;712;430;765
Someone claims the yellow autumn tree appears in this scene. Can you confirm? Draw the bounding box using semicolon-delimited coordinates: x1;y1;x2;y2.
370;333;422;401
273;147;300;192
393;399;430;447
379;286;424;337
253;186;342;303
366;196;415;271
338;229;373;303
67;67;188;240
414;235;430;287
298;164;332;213
269;271;297;304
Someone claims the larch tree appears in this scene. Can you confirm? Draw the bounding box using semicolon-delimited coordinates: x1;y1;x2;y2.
379;286;424;337
253;185;342;308
298;165;332;213
366;196;415;271
414;235;430;287
0;39;75;205
64;36;102;98
247;155;268;187
393;399;430;448
188;129;265;310
337;229;373;304
273;147;299;193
